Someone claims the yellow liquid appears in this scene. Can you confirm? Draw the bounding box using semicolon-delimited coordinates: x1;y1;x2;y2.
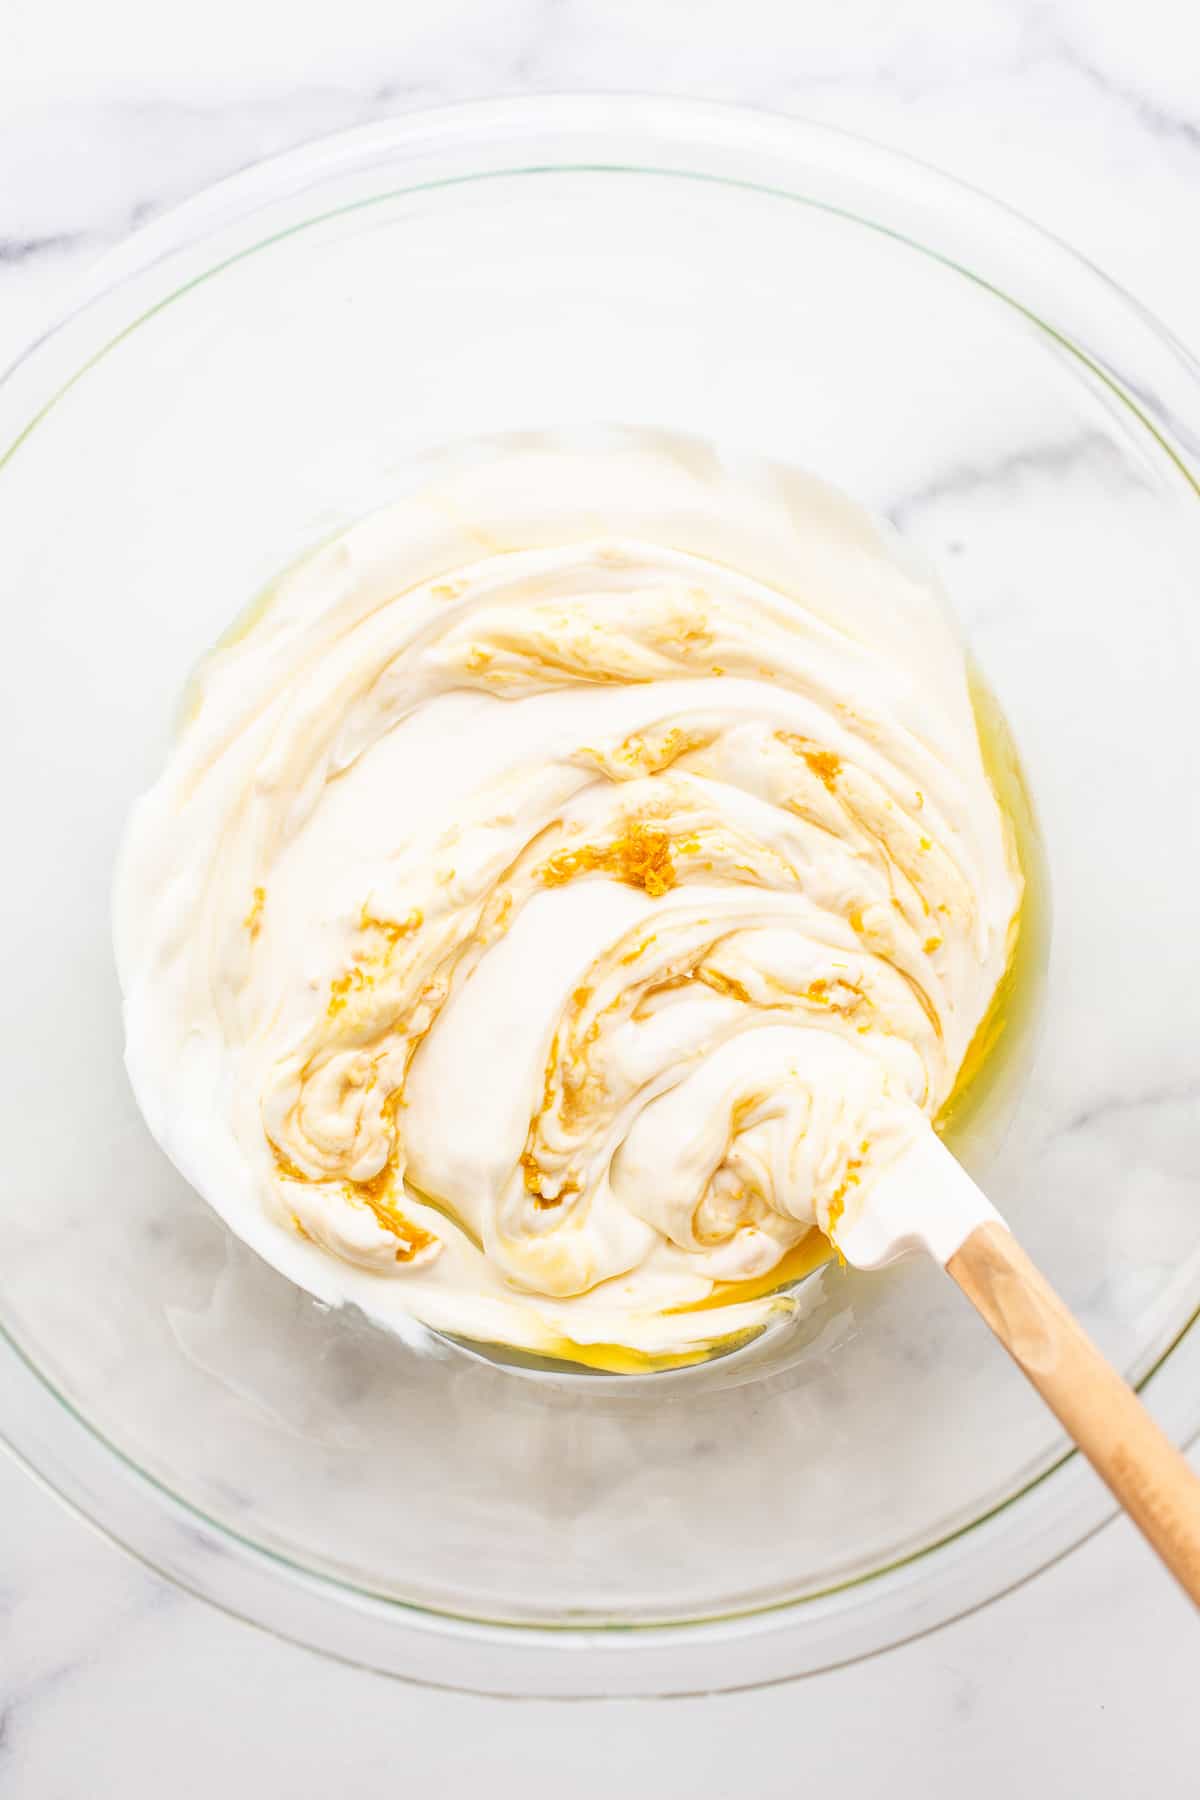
934;668;1050;1157
525;1231;839;1376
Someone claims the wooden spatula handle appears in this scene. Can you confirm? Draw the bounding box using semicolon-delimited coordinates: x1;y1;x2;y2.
948;1221;1200;1605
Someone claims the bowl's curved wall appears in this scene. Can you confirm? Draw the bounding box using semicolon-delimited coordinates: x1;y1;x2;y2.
0;98;1197;1693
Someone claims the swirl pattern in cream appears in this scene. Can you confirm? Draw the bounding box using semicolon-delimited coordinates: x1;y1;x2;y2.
115;436;1023;1362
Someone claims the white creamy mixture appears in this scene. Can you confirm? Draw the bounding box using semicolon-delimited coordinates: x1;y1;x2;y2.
115;436;1022;1362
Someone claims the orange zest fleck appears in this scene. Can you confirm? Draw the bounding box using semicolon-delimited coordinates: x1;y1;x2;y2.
824;1148;867;1259
359;905;423;947
244;886;266;938
540;821;680;898
802;748;842;790
327;965;369;1016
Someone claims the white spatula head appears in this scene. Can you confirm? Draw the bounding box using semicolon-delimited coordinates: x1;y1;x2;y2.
831;1125;1003;1270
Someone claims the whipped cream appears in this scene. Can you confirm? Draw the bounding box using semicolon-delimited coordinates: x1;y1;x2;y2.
114;435;1022;1361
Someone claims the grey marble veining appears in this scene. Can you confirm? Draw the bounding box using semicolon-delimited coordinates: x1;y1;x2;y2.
1;2;1199;1794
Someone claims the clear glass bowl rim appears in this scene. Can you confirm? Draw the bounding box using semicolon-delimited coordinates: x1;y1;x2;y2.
1;93;1197;1697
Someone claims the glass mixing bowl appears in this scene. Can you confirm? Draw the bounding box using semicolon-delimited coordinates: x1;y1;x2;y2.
1;97;1198;1697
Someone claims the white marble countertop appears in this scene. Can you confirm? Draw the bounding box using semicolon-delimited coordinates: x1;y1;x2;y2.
2;2;1198;1793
